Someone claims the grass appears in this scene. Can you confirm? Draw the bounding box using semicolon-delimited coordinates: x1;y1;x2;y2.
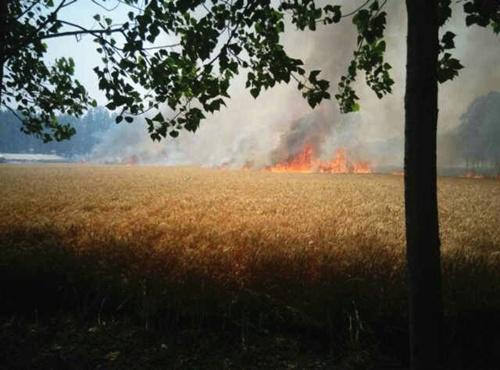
0;165;499;369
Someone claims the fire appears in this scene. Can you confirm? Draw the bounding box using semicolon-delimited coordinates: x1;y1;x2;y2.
266;146;372;174
267;145;317;173
318;148;349;173
462;171;485;179
351;161;372;174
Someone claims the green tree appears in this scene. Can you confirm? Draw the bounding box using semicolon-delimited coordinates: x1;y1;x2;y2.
0;106;114;154
0;1;499;369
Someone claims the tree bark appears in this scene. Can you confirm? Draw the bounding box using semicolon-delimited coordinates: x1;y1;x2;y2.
405;1;443;370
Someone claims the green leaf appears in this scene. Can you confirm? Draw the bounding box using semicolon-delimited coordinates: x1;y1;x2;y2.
309;70;321;83
441;31;456;50
250;87;259;99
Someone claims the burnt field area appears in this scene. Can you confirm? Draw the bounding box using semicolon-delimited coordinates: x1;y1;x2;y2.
0;165;499;369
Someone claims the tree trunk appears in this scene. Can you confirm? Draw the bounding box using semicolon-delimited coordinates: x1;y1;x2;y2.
405;1;443;370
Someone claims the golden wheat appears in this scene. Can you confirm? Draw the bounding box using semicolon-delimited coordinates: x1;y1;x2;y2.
1;164;498;282
1;164;499;369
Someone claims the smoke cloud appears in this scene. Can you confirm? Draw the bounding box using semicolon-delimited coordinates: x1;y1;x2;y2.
91;1;500;170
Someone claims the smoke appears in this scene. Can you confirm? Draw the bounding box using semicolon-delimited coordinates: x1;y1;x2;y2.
91;123;167;164
91;1;500;170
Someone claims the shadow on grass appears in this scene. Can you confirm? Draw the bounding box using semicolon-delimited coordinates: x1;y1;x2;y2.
1;226;499;369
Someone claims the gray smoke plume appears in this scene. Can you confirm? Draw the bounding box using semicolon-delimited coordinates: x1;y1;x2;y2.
91;1;500;170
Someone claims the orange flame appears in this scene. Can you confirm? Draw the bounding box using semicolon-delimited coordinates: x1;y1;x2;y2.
266;146;372;174
351;161;372;174
318;148;349;173
462;171;485;179
267;145;318;173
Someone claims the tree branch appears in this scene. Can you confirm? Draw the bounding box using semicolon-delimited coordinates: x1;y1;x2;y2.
90;0;120;12
15;0;42;20
39;26;124;40
5;0;71;58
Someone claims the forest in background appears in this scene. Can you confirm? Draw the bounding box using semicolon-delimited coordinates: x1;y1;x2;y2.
0;107;115;157
438;91;500;170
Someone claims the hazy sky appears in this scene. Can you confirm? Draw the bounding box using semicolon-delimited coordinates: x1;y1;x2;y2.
43;1;500;124
42;1;500;167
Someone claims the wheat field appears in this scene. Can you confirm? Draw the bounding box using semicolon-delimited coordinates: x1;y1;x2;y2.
1;164;499;369
2;165;498;251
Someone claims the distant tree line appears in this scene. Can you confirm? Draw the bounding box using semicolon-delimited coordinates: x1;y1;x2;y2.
439;91;500;172
457;91;500;170
1;92;499;169
0;107;115;156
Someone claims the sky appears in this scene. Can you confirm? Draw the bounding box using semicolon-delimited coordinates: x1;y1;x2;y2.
44;0;148;105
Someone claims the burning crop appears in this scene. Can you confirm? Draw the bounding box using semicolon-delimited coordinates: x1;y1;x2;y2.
266;145;372;174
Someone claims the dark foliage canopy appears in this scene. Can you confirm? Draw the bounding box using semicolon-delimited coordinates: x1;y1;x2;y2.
0;0;498;142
